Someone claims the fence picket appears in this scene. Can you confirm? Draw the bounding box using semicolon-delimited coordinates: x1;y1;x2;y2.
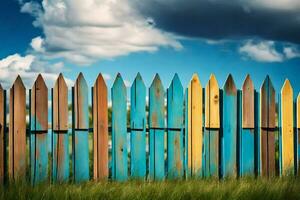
30;75;48;184
297;94;300;175
222;74;237;177
240;75;255;176
93;74;108;180
72;73;89;182
167;74;184;179
204;74;220;178
9;76;26;181
0;85;5;184
111;73;127;181
149;74;165;180
52;74;69;182
279;79;294;175
186;74;203;177
130;73;146;179
260;76;276;177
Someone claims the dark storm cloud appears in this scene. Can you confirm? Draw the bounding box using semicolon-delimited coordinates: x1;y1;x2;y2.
132;0;300;44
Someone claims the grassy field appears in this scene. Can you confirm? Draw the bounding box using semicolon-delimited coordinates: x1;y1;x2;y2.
1;178;300;200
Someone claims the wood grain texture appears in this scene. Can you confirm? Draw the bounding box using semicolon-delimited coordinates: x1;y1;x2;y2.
111;73;127;181
130;73;146;179
93;74;108;180
280;79;294;175
9;76;26;181
167;74;184;179
0;85;5;184
260;76;276;177
30;74;48;184
187;74;203;177
204;74;220;178
205;74;220;128
222;74;237;178
73;73;89;182
242;75;255;128
149;74;165;180
52;74;69;182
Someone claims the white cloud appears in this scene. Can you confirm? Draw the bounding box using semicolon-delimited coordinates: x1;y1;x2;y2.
20;0;182;65
248;0;300;11
30;36;45;52
0;53;73;89
283;46;300;59
239;40;284;62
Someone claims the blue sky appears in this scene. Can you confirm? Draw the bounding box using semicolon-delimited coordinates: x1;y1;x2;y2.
0;0;300;97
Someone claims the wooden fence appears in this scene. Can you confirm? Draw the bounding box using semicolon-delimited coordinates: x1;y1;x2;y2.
0;72;299;184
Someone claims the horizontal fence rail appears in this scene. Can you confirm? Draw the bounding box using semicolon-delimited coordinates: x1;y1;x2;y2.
0;73;299;184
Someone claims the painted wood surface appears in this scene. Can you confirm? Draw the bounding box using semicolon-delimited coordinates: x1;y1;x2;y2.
149;74;165;180
30;75;48;184
73;73;89;182
52;74;69;182
186;74;203;177
167;74;184;179
204;74;220;178
240;75;255;176
222;75;237;177
93;74;108;180
0;85;5;184
130;73;146;179
9;76;26;181
280;79;294;175
111;73;127;181
260;76;276;177
297;94;300;175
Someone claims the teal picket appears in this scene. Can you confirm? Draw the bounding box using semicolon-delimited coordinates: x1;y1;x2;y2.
111;73;127;181
221;75;237;177
130;73;146;179
239;75;255;176
72;73;89;182
167;74;184;179
30;75;48;184
149;74;165;180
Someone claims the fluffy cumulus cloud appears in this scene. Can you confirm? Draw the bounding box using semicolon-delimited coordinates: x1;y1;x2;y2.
20;0;182;65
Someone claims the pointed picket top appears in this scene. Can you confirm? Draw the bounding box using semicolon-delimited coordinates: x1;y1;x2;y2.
281;79;293;97
150;73;164;90
112;73;126;89
297;93;300;129
74;72;88;129
189;73;202;88
75;72;87;87
242;74;255;128
54;73;67;89
12;75;25;90
205;74;220;128
169;73;183;97
132;73;145;89
223;74;237;95
32;74;47;91
149;73;164;128
94;73;107;89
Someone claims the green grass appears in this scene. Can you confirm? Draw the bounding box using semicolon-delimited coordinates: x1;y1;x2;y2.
1;178;300;200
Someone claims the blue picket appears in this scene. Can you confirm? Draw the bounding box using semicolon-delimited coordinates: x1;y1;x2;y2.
30;75;48;184
130;73;146;179
167;74;184;179
72;73;89;182
221;74;237;178
111;73;127;181
149;74;165;180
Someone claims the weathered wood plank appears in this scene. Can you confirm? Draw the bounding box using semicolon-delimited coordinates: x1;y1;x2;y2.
167;74;184;179
52;73;69;182
186;74;203;177
111;73;127;181
0;85;5;184
72;73;89;182
240;75;255;176
297;94;300;175
149;74;165;180
30;74;48;184
222;74;237;178
9;76;26;181
204;74;220;178
93;74;108;180
280;79;294;175
260;75;276;177
130;73;146;179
